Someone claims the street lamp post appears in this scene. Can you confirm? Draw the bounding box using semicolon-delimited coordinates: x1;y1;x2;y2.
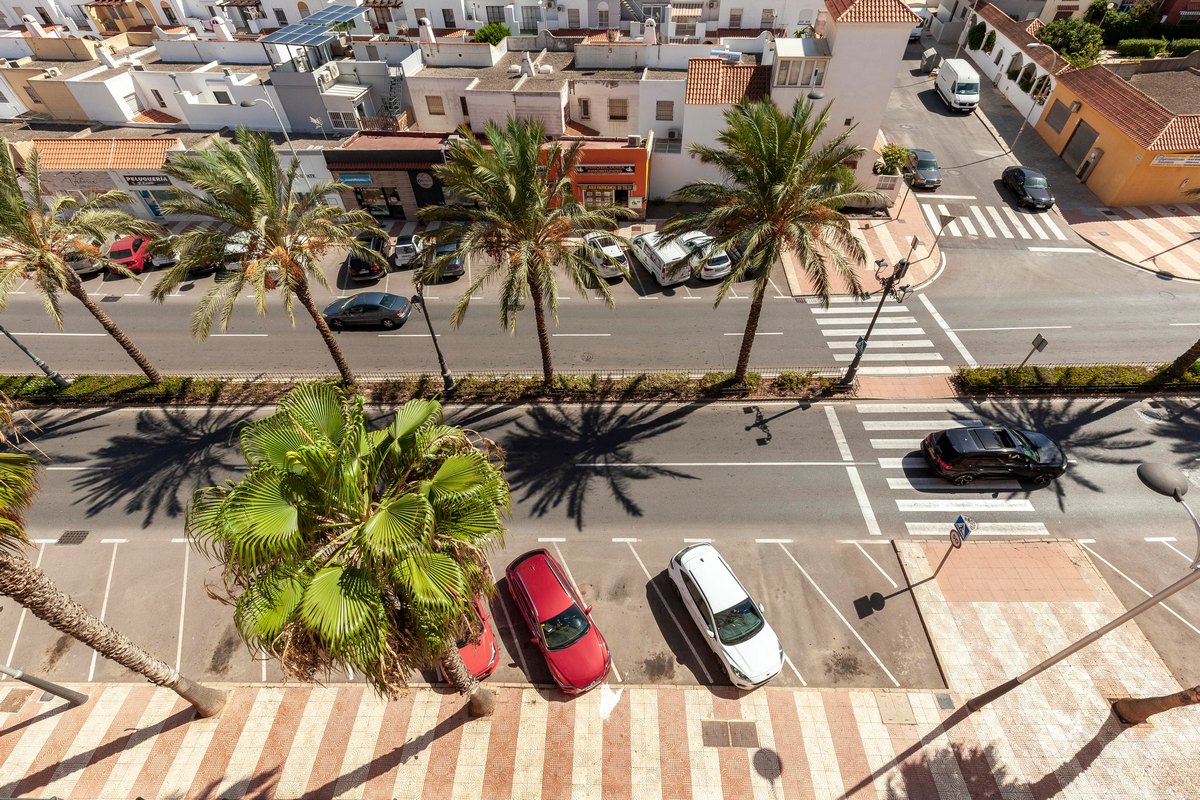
0;321;70;389
239;98;314;192
409;292;455;395
838;257;910;387
966;462;1200;713
0;663;87;706
1010;45;1048;150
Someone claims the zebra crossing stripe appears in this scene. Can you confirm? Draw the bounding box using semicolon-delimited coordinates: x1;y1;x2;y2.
822;328;925;337
1002;207;1032;239
856;366;953;375
815;316;918;325
863;419;982;430
887;477;1024;491
1022;212;1050;241
832;353;945;362
896;498;1036;512
809;306;911;314
970;206;995;237
905;522;1050;536
826;339;934;349
1043;214;1067;240
985;206;1013;238
877;457;927;469
920;202;941;234
856;402;978;414
869;438;925;449
958;215;977;236
937;204;961;236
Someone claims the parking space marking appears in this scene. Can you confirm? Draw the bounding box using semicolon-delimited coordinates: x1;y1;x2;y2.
1145;537;1178;542
776;543;899;687
89;540;122;682
624;542;716;684
1154;539;1196;564
682;538;711;543
1079;542;1200;637
782;654;806;685
825;406;853;461
755;538;793;544
552;542;621;683
918;294;978;368
768;276;789;298
852;542;897;589
537;537;567;543
611;537;639;543
3;543;45;680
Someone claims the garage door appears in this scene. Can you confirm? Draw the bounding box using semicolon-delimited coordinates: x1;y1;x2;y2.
1061;119;1099;174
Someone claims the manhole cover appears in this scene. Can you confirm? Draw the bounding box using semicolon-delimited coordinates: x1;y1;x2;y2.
936;693;956;710
100;296;121;303
58;530;89;545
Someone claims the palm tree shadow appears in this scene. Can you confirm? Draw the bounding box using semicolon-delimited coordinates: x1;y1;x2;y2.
69;407;253;526
1134;397;1200;465
500;402;701;529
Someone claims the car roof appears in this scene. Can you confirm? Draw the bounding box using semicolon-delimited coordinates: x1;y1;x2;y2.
679;231;709;244
347;291;388;305
678;544;748;610
909;148;936;160
109;235;141;248
1015;166;1045;178
942;426;1020;454
509;550;574;619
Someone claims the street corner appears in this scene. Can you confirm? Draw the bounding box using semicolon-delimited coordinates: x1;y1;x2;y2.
1060;204;1200;281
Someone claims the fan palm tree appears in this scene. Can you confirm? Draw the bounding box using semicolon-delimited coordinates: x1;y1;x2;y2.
0;401;225;716
152;129;387;387
657;97;881;383
0;141;163;383
417;117;633;384
187;383;510;716
1163;339;1199;382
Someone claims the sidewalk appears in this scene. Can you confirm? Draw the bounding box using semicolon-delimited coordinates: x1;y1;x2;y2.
1062;204;1200;281
2;539;1197;799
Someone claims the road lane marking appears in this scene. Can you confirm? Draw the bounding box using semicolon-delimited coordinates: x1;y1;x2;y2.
46;466;89;471
551;542;620;683
952;325;1072;332
852;542;897;589
921;194;977;200
1145;537;1179;542
379;333;440;337
611;537;639;543
1169;322;1200;326
724;332;782;336
89;540;122;682
1079;542;1200;637
537;537;566;542
918;294;977;368
896;498;1035;511
863;420;981;430
824;406;853;461
904;522;1050;537
176;542;189;671
8;332;105;336
776;543;898;686
3;543;45;680
782;653;806;685
552;333;611;337
624;542;716;684
1155;540;1195;564
494;584;531;679
578;461;871;467
211;334;268;337
682;538;712;543
755;538;793;544
848;467;882;536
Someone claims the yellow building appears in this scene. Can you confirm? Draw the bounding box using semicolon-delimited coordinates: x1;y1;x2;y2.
1036;57;1200;207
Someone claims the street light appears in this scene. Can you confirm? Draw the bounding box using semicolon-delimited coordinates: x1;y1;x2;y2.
966;462;1200;712
838;256;911;387
0;321;69;389
1011;48;1048;150
239;98;314;192
409;291;455;395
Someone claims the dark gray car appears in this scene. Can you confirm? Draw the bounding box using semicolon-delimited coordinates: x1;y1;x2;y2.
905;148;942;190
322;292;412;330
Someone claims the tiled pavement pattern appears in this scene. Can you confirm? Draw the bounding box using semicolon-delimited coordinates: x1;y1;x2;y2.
2;540;1199;799
1063;204;1200;281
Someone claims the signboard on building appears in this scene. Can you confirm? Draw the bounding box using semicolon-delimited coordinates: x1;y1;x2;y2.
338;173;374;185
1151;154;1200;167
576;164;636;174
123;175;171;187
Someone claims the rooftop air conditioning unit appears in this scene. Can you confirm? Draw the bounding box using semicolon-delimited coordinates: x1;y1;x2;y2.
42;67;60;78
627;134;643;147
507;63;522;74
667;127;680;140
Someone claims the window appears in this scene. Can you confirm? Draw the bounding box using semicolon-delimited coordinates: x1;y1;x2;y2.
653;138;682;154
598;8;608;27
655;100;673;121
273;8;287;26
161;3;179;25
329;111;358;128
520;4;539;33
675;22;696;36
760;9;775;26
0;88;7;103
728;9;742;27
567;8;579;27
414;7;428;22
442;8;454;26
213;90;232;105
486;5;504;23
1045;99;1072;133
426;95;445;115
459;95;468;116
775;59;826;88
151;88;166;108
578;97;590;119
24;84;42;104
608;98;627;120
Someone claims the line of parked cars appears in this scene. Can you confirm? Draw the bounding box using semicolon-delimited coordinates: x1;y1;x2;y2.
903;146;1056;210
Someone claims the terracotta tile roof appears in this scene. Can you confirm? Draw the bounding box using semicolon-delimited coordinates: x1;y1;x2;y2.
1058;65;1200;150
685;58;771;105
28;137;182;170
824;0;921;24
131;109;181;125
976;2;1072;75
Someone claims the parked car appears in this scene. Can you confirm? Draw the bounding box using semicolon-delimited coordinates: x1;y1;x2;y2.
668;543;782;690
438;596;499;682
346;233;393;282
922;425;1067;486
65;240;104;277
106;235;168;274
904;149;942;190
583;232;627;279
394;234;419;267
322;291;412;330
1001;166;1056;210
413;235;464;279
679;231;733;280
908;4;931;40
506;549;611;694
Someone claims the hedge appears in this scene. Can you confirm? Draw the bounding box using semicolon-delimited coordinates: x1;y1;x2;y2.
1116;38;1168;57
1167;38;1200;55
955;363;1200;393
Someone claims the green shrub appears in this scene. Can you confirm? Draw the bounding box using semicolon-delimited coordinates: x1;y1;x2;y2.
1101;1;1156;47
1167;38;1200;56
966;21;986;51
1007;67;1020;81
1117;38;1167;57
956;363;1200;393
772;371;816;394
877;143;908;175
472;22;511;45
1039;19;1104;67
982;30;996;54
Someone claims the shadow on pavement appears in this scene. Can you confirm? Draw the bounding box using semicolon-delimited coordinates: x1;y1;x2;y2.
642;570;728;688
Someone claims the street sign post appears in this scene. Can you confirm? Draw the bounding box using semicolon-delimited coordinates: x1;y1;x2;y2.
950;514;975;549
1017;333;1049;369
855;336;868;354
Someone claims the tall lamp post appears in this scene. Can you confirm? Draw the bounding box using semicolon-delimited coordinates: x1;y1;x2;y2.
967;462;1200;712
410;291;455;395
239;98;314;192
0;321;69;389
1010;51;1049;151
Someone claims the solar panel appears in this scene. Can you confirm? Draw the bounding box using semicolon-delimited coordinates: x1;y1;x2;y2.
299;3;370;25
261;22;337;46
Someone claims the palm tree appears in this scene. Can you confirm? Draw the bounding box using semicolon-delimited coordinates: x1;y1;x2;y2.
0;141;164;383
1163;339;1199;382
1114;685;1200;724
187;383;510;716
657;97;881;383
0;401;225;717
152;129;387;387
417;117;633;384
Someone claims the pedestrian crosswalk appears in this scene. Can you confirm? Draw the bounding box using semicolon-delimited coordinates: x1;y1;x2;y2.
918;200;1068;242
808;297;951;376
854;402;1052;538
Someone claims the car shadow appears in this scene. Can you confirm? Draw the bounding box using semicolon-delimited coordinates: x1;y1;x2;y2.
915;88;960;116
644;570;730;687
490;575;554;686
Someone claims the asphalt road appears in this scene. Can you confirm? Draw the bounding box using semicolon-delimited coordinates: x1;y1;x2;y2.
2;397;1198;692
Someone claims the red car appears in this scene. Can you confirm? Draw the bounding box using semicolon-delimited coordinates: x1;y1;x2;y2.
439;596;499;682
107;235;166;274
506;549;610;694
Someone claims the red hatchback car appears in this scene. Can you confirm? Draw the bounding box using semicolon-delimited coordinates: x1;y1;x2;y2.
106;236;161;274
439;596;499;682
506;549;610;694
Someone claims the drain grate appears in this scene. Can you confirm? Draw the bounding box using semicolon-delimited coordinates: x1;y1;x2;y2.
701;719;760;748
100;295;121;303
57;530;89;545
936;692;955;710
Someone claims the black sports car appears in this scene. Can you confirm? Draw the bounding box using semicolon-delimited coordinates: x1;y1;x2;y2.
923;426;1067;486
1002;166;1055;210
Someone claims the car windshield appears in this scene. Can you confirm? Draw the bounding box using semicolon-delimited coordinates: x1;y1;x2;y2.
540;604;590;650
707;254;730;267
455;608;484;649
957;81;980;94
1024;175;1048;189
917;159;939;170
714;597;765;645
379;294;406;310
592;236;616;248
436;243;458;255
1008;429;1040;457
109;249;132;259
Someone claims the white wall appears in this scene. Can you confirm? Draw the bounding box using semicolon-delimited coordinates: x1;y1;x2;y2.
407;74;476;131
467;87;566;134
152;37;274;64
66;70;138;125
0;70;28;118
713;0;822;32
0;31;33;60
417;40;505;67
570;78;641;137
962;24;1052;123
637;76;685;142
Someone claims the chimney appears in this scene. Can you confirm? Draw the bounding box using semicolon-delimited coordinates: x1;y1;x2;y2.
211;15;234;41
643;17;657;46
97;45;119;68
21;15;47;38
521;51;535;76
417;16;435;43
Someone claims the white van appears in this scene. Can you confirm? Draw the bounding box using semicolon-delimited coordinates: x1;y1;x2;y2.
935;58;980;113
630;231;691;287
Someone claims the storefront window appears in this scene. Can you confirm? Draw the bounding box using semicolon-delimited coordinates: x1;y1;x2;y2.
581;184;632;209
139;189;174;217
353;187;407;219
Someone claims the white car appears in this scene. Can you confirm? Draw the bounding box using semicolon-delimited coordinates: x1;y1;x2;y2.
668;543;783;689
583;232;627;279
679;231;733;281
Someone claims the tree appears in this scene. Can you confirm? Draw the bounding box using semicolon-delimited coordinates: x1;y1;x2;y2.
0;142;163;383
1162;337;1200;381
966;21;986;51
1098;0;1155;47
472;22;510;44
1039;18;1105;68
417;117;633;384
187;383;510;716
0;402;224;716
657;97;879;383
153;129;387;387
1114;685;1200;724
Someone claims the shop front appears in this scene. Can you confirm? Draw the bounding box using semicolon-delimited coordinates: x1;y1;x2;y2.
325;133;451;221
122;174;177;218
572;137;651;220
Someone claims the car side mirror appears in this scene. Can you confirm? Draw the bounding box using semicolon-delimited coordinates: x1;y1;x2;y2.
758;603;765;612
530;636;539;645
705;628;715;638
585;605;593;614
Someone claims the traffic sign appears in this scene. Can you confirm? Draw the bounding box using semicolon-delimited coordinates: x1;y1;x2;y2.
950;529;963;549
949;514;975;549
855;336;867;354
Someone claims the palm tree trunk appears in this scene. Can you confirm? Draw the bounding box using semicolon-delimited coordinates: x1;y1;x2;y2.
65;283;161;384
441;646;493;717
294;279;356;387
0;552;226;717
527;279;554;385
1113;685;1200;725
733;283;767;383
1164;338;1200;381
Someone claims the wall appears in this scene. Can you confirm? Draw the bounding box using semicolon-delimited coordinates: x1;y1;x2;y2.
570;77;642;137
0;33;33;60
2;69;88;119
573;41;744;70
268;67;329;133
463;87;567;134
67;70;137;125
416;40;504;68
636;74;684;141
351;39;421;66
962;19;1053;123
151;37;273;64
406;73;475;130
27;34;110;60
0;71;28;118
175;80;284;130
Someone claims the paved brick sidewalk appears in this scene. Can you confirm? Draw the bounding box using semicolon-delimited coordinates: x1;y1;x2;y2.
1062;204;1200;281
2;540;1197;799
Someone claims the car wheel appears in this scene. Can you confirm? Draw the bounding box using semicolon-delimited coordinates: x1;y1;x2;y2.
328;318;343;330
1033;473;1054;486
951;474;975;486
380;318;397;330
